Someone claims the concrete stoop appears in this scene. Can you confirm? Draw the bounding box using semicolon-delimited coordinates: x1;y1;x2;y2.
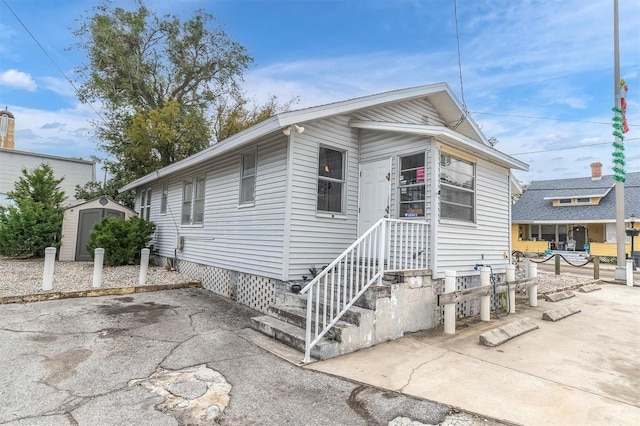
251;289;379;360
251;270;436;361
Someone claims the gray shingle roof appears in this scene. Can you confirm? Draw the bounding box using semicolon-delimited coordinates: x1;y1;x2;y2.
512;172;640;222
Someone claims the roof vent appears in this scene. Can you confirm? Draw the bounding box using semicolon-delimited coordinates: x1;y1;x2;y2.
590;162;602;181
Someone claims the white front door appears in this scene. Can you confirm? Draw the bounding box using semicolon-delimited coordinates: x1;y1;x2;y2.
358;158;391;236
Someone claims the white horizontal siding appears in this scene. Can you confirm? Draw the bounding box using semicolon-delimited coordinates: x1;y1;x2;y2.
435;159;511;276
148;133;288;279
350;98;446;126
0;150;94;205
287;116;360;279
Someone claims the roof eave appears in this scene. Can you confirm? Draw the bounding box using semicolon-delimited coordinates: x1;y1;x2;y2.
119;117;282;192
350;120;529;171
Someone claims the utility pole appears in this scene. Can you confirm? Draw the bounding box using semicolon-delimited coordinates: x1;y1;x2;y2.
613;0;627;280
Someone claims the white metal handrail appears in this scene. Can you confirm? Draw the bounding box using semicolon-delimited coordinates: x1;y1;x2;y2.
299;218;429;362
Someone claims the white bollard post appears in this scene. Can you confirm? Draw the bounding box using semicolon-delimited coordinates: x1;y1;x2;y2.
480;266;490;321
93;248;105;289
444;270;457;334
626;260;634;287
42;247;56;291
528;261;538;307
139;248;150;285
506;264;516;314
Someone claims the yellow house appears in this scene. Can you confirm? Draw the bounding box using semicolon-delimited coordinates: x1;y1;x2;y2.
512;164;639;259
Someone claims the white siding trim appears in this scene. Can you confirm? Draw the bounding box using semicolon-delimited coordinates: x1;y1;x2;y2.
282;134;295;281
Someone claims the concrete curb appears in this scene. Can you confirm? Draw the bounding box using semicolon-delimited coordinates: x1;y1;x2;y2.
537;279;602;297
0;282;202;305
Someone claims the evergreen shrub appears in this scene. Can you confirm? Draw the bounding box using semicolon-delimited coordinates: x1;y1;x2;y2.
88;216;155;266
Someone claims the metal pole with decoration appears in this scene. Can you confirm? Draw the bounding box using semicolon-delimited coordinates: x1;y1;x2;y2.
613;0;627;280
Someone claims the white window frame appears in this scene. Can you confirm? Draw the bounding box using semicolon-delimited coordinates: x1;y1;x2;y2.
317;145;346;215
140;188;152;220
181;177;205;226
239;149;257;206
160;180;168;215
398;152;426;218
439;151;476;223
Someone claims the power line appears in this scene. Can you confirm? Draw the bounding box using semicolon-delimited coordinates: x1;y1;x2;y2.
450;0;466;131
509;137;639;155
470;110;639;127
1;0;105;122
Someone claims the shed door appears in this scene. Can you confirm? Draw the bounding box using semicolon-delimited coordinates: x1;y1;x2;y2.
76;208;125;261
358;158;391;236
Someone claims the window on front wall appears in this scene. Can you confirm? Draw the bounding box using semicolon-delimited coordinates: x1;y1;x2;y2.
317;146;345;213
440;152;475;222
240;151;256;205
399;153;426;218
140;188;151;220
181;177;205;225
160;181;168;214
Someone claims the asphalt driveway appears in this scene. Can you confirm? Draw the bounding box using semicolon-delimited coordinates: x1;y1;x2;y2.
0;289;489;426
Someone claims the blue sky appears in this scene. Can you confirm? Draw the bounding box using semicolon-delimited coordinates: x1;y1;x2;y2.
0;0;638;184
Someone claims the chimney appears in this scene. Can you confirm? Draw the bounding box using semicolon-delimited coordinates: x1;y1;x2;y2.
590;162;602;181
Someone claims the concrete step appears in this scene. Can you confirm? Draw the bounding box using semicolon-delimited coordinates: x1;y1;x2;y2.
542;305;581;322
268;305;357;342
250;315;340;360
479;318;539;347
298;283;392;311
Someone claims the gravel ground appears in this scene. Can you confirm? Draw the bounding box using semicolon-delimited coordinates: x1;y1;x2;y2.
0;256;596;299
0;256;194;298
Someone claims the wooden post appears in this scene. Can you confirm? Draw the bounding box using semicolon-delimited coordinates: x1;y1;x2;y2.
93;248;104;288
42;247;56;291
528;262;538;307
555;254;560;275
593;256;600;280
139;248;150;285
480;267;490;321
444;270;457;334
506;264;516;314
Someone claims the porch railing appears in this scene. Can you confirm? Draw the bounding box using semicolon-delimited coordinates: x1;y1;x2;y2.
299;218;429;362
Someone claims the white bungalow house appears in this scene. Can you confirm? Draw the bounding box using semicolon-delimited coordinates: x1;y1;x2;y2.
121;83;528;359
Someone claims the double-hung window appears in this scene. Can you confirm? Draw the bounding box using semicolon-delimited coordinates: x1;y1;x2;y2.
240;151;256;205
140;188;151;220
398;153;426;218
160;181;168;214
317;146;345;214
181;177;205;225
439;151;475;222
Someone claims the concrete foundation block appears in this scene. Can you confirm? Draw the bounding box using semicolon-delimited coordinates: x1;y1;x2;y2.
578;284;601;293
479;318;539;347
542;305;581;322
544;291;575;302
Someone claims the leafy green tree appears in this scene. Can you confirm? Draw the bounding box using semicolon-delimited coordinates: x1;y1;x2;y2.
73;0;252;183
87;216;156;266
74;179;135;209
0;164;66;257
213;94;299;142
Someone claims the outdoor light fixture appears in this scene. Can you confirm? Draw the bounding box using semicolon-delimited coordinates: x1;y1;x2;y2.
282;124;305;136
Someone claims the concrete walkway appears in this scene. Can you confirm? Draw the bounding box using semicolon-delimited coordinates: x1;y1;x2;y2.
308;283;640;425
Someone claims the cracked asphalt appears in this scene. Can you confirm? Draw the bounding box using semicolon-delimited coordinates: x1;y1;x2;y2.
0;289;499;426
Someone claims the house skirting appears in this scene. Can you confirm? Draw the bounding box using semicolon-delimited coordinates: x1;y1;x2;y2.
154;255;285;314
155;255;506;326
434;272;507;324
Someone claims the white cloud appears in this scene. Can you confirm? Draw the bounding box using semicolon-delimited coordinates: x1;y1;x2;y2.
9;104;100;160
0;69;37;91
